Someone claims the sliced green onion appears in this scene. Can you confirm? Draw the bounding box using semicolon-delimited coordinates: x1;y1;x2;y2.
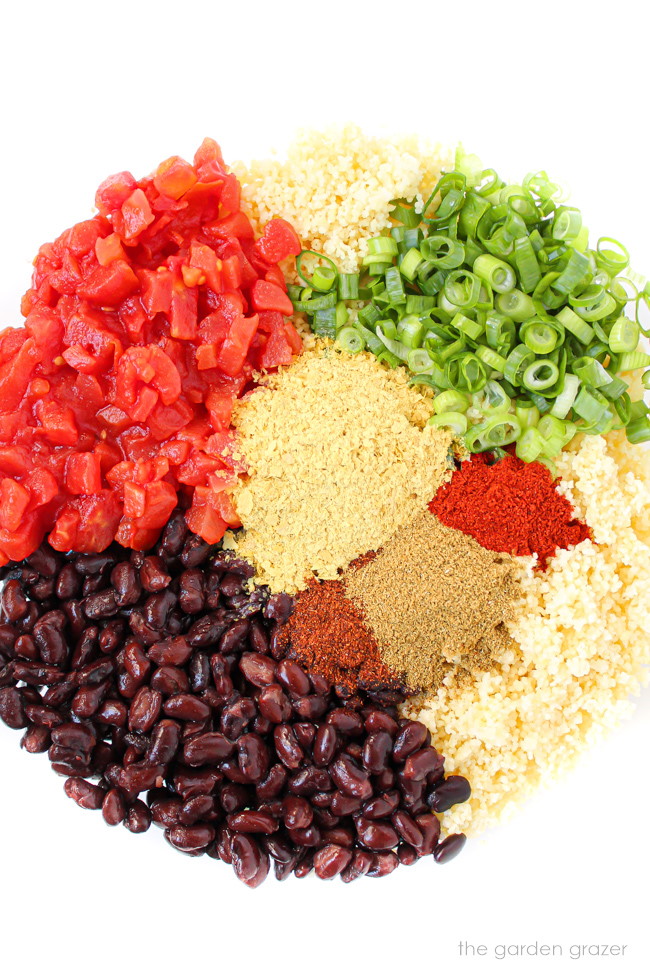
428;411;468;435
572;356;612;388
311;308;337;337
475;344;507;372
618;349;650;372
522;359;560;391
485;311;516;352
376;325;410;362
452;312;483;341
595;237;629;274
555;306;594;346
513;236;541;292
336;326;365;354
389;199;420;228
573;385;611;424
474;379;512;413
520;317;562;354
420;235;465;269
339;273;359;300
465;413;522;451
398;315;425;348
627;414;650;444
496;289;536;323
292;291;338;313
553;249;591;295
549;374;581;418
516;427;546;462
385;266;405;304
433;390;470;414
444;270;482;309
296;251;339;290
515;400;540;429
335;301;349;328
446;353;488;393
609;316;640;353
504;344;535;385
407;348;434;373
552;207;582;241
400;248;424;282
473;254;516;293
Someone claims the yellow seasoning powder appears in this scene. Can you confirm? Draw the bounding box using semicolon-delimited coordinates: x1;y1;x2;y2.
225;346;453;593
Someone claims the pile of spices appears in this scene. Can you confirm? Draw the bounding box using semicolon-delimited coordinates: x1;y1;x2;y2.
278;577;404;693
429;454;591;569
345;511;520;690
226;346;453;592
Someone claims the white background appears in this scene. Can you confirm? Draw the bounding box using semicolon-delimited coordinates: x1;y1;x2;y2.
1;2;648;973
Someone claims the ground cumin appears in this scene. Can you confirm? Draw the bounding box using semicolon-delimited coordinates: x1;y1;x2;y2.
345;511;520;690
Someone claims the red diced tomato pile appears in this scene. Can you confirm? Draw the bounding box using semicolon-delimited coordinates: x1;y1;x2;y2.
0;139;302;564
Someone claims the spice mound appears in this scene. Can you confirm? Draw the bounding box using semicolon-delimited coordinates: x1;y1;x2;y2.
430;453;591;569
227;345;453;592
345;511;520;690
278;577;405;694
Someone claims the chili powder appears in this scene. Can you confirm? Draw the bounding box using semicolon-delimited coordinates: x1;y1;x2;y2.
429;453;591;569
278;577;403;692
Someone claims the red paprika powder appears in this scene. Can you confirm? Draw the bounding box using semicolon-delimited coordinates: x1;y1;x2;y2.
429;453;591;570
278;577;403;692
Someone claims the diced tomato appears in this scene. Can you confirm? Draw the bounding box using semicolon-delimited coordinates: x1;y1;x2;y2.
77;261;139;306
139;268;173;317
118;295;148;336
283;320;303;355
137;480;178;529
95;172;138;216
95;233;127;266
250;279;294;315
35;400;79;446
196;343;219;370
117;188;155;240
256;310;283;334
211;489;242;528
264;266;288;292
0;338;41;411
205;389;236;432
217;314;259;378
260;323;294;370
63;219;106;257
154;156;197;200
206;212;255;242
170;282;198;339
219;174;241;214
193;138;226;182
159;439;191;465
189;241;223;292
254;218;302;264
222;255;242;291
123;480;146;518
65;452;103;495
0;477;31;533
50;492;122;552
0;512;42;563
185;487;229;544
